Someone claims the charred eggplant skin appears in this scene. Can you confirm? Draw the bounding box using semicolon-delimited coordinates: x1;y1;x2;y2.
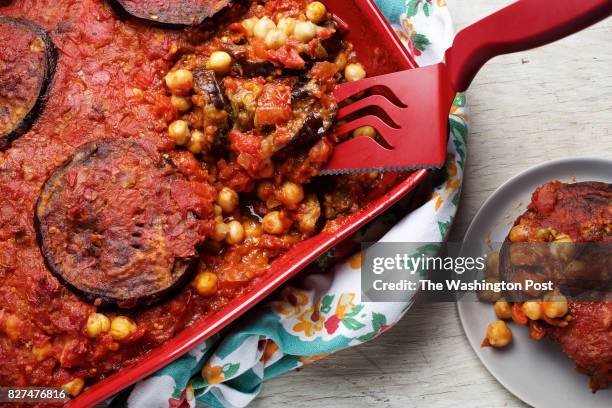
291;77;318;100
273;113;327;160
238;59;276;77
0;17;56;150
193;68;228;110
291;113;326;147
109;0;234;27
320;20;344;56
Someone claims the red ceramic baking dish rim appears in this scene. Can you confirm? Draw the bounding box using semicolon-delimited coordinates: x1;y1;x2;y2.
69;1;426;406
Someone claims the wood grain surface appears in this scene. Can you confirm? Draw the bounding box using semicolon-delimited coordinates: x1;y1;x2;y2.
251;1;611;406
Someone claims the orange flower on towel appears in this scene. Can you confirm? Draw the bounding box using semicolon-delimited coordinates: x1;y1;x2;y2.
292;301;326;337
202;363;224;384
273;287;310;318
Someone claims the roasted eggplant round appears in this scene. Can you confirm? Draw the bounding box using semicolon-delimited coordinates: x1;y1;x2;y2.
0;17;56;150
35;139;212;308
109;0;233;27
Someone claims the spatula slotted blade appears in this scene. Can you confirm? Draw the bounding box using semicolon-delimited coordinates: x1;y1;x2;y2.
321;64;455;175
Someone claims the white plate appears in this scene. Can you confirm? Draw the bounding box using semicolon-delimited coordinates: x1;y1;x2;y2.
457;157;612;408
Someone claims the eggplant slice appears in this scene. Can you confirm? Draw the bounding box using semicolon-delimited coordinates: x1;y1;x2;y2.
110;0;233;27
0;17;56;150
36;139;208;308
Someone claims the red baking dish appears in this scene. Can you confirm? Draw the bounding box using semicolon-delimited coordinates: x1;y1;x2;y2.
71;1;426;406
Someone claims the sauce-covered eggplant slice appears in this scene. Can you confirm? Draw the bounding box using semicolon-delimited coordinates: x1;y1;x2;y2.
35;139;214;308
110;0;233;26
0;17;56;150
499;181;612;300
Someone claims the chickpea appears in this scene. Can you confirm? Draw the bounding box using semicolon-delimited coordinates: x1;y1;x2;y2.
226;220;245;245
297;194;320;235
212;222;229;242
344;63;366;82
192;272;218;296
243;219;263;238
353;126;377;138
206;51;233;75
306;1;327;24
265;29;288;50
254;16;276;40
241;17;259;36
213;204;223;216
86;313;110;338
187;130;206;154
278;181;304;209
132;87;144;98
535;227;556;242
263;211;289;235
298;214;318;234
168;120;191;146
293;21;317;42
508;224;529;242
32;343;53;361
549;240;574;262
170;95;192;113
216;187;239;213
62;378;85;397
542;292;568;318
277;17;297;35
4;314;20;341
494;299;512;320
30;36;45;52
485;320;513;348
334;52;348;70
257;180;274;201
110;316;137;341
554;233;572;242
165;68;193;95
521;300;542;320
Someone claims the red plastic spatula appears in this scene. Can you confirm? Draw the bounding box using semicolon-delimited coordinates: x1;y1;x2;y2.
321;0;612;175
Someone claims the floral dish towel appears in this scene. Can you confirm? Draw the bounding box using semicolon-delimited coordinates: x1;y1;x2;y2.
118;1;468;407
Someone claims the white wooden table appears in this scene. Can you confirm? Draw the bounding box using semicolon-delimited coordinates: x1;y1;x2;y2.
251;1;612;406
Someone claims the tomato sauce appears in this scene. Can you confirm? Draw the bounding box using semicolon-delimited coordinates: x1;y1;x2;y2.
0;0;399;398
0;0;187;392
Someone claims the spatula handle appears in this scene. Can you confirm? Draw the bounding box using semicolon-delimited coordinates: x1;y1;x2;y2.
445;0;612;92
